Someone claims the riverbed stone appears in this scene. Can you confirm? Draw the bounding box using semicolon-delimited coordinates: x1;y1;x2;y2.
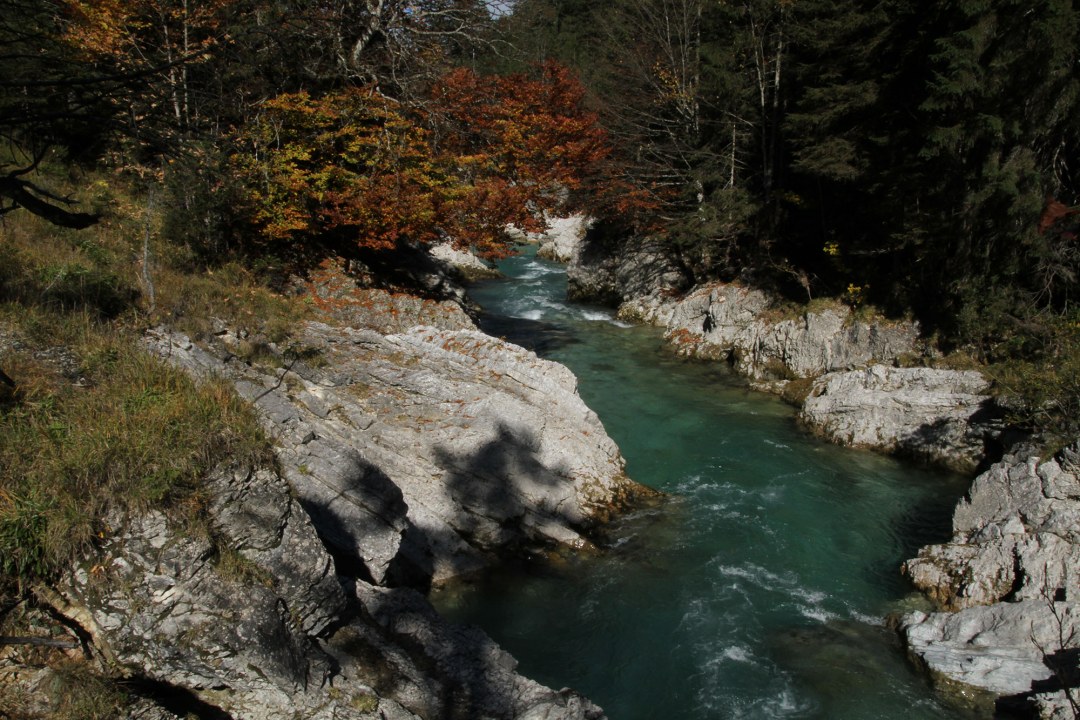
901;445;1080;716
799;366;997;473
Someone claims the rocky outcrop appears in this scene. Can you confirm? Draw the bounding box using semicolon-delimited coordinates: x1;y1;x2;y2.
900;446;1080;716
566;235;688;325
23;461;606;720
662;285;919;381
534;214;592;264
430;242;502;282
145;320;643;588
800;366;998;474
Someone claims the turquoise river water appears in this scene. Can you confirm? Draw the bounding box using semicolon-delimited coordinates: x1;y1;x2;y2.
429;248;977;719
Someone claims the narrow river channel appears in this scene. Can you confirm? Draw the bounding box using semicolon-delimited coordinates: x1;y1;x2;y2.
429;247;976;719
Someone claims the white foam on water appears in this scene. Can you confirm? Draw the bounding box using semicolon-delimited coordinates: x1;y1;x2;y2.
514;309;544;320
849;609;884;626
759;486;784;503
580;309;613;321
696;679;813;720
713;562;797;592
517;263;562;280
760;687;815;717
763;438;792;451
719;645;756;665
797;605;840;624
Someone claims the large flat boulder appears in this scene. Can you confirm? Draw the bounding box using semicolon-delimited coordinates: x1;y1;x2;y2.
800;366;996;473
145;320;644;587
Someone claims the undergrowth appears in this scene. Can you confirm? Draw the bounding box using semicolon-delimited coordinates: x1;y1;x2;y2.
0;165;290;595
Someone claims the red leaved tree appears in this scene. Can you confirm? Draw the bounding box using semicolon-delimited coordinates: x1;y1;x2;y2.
229;62;657;262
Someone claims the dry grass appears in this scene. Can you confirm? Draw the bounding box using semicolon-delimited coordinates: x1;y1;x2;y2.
0;166;292;593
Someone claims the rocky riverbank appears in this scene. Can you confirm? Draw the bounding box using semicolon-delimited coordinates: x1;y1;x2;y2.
557;224;1080;715
562;227;1005;473
899;445;1080;718
4;262;650;719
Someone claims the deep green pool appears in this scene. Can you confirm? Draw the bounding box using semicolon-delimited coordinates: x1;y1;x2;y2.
430;249;975;719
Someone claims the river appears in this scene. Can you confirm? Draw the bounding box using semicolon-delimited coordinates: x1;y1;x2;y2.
429;248;976;719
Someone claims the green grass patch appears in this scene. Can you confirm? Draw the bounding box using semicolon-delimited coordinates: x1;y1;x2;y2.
0;327;271;593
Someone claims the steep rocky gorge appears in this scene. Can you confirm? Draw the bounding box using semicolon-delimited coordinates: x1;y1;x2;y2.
5;261;649;719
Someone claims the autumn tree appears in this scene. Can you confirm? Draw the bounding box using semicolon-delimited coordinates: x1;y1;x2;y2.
229;62;636;262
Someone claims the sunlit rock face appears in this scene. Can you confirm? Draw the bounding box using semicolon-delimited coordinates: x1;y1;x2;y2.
901;445;1080;718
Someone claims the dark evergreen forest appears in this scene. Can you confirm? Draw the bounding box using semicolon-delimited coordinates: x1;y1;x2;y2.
499;1;1080;338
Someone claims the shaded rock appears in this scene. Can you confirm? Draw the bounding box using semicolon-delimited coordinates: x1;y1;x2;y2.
799;366;997;473
567;235;688;325
430;242;502;281
45;476;342;718
327;582;604;720
205;466;347;635
36;464;608;719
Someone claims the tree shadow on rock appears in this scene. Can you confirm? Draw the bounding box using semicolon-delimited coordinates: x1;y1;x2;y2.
340;579;602;720
386;421;596;594
293;447;409;586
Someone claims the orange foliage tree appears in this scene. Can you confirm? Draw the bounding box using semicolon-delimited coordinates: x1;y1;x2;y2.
230;62;654;259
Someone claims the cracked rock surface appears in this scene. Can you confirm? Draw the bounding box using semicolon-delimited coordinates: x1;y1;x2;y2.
145;321;641;587
901;445;1080;717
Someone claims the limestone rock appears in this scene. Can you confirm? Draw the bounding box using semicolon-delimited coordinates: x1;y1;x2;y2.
905;448;1080;611
901;601;1078;697
145;321;643;587
567;235;688;325
901;446;1080;716
534;214;592;264
663;285;919;380
37;465;607;719
430;242;502;281
799;366;997;473
48;473;343;719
